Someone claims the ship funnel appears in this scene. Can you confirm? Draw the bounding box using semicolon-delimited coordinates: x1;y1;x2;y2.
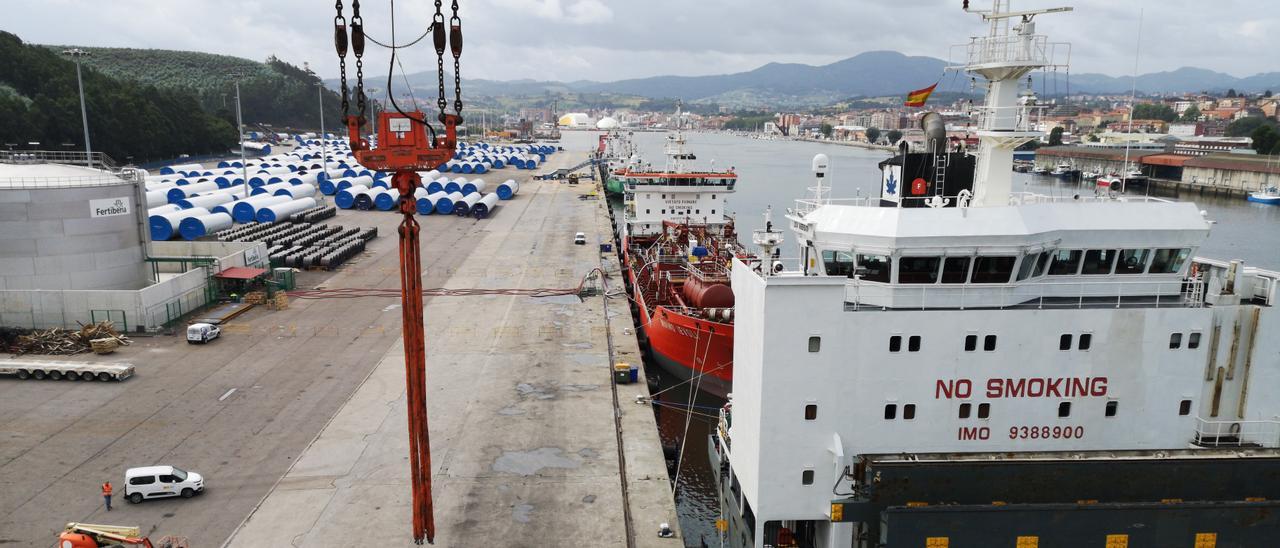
921;112;946;153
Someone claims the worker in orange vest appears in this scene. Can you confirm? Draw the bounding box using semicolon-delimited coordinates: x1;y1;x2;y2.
101;481;113;511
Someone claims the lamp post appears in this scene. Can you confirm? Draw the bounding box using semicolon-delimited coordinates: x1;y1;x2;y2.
61;48;92;168
233;78;249;198
314;78;327;172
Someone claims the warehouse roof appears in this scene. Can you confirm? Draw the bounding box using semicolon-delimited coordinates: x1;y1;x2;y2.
215;266;268;280
1036;146;1162;162
1185;153;1280;175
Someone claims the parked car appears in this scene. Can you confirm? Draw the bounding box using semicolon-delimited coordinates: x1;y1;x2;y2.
574;232;587;245
124;466;205;503
186;323;221;344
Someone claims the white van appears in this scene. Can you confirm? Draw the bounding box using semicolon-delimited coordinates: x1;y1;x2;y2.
186;323;221;344
574;232;587;245
124;465;205;503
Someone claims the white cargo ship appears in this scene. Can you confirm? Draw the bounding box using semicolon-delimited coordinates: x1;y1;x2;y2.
712;2;1280;547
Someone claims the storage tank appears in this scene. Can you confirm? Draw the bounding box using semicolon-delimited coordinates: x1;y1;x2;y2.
252;182;293;196
167;181;220;203
336;187;375;209
496;179;519;199
177;190;243;210
414;187;434;215
256;197;317;223
453;192;482;216
471;193;499;219
177;212;233;240
150;207;210;241
462;178;487;195
0;163;150;290
374;188;401;211
231;195;289;223
682;277;735;309
435;191;464;215
274;184;317;199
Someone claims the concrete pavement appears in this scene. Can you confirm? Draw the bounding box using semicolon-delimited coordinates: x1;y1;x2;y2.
226;169;681;546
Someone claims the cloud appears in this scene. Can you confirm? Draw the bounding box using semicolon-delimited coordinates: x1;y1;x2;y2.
484;0;612;24
1;0;1276;84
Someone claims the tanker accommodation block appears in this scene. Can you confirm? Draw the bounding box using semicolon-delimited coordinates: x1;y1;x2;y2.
1;153;268;331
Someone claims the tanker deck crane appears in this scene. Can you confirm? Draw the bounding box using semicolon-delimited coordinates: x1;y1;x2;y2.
333;0;465;544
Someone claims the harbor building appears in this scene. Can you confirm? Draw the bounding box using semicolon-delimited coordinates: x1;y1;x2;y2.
0;151;266;331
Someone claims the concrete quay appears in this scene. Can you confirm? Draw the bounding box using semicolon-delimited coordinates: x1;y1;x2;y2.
224;160;681;546
0;152;679;547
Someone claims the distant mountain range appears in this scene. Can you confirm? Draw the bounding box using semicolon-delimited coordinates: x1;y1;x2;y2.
349;50;1280;108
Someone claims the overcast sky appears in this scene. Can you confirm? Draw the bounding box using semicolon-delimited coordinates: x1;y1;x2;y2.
5;0;1278;83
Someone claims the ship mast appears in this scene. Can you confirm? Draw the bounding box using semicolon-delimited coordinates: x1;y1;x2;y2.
960;0;1072;207
664;101;689;173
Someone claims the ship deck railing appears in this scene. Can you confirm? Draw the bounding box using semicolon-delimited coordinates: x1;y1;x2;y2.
842;277;1203;312
1193;418;1280;449
792;192;1175;215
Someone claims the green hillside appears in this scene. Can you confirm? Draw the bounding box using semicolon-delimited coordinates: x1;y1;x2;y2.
0;31;236;163
41;45;344;131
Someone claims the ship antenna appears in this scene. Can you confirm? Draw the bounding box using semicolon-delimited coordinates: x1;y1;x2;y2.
1123;8;1144;195
809;153;831;206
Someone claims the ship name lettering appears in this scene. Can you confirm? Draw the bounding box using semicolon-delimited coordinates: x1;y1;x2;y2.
935;377;1108;399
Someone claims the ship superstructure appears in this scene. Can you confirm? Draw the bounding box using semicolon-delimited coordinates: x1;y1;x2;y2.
712;3;1280;547
622;105;748;396
597;128;637;196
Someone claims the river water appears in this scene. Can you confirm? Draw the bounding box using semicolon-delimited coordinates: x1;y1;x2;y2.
560;129;1280;546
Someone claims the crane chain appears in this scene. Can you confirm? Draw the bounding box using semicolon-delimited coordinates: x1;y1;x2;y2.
433;0;447;123
351;0;367;125
334;0;349;117
450;0;463;118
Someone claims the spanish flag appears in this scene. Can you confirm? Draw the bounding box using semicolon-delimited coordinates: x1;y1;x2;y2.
904;82;939;107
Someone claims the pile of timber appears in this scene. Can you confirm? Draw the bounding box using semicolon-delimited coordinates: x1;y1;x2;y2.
4;321;131;356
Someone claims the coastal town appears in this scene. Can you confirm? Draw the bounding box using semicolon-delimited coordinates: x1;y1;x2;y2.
537;87;1280;198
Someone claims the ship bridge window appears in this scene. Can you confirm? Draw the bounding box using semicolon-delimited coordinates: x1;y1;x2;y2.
899;256;941;284
970;256;1016;284
1016;252;1041;281
808;336;821;352
1116;249;1152;275
1033;252;1052;277
1081;249;1119;275
942;257;971;284
821;250;855;277
1150;248;1191;274
856;254;891;283
1048;249;1083;275
1179;399;1192;416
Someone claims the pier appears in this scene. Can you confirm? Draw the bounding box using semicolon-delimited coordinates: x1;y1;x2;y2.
223;153;679;546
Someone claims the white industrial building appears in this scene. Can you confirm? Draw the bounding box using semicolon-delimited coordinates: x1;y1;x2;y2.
1;152;267;331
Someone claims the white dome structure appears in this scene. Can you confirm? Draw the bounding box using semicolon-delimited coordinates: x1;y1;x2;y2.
558;112;592;128
595;117;619;130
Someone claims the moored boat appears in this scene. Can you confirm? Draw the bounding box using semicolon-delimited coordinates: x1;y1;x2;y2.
1247;185;1279;205
621;106;749;397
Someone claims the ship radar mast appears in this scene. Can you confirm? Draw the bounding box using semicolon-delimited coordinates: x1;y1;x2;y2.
664;100;690;173
752;206;783;276
954;0;1072;207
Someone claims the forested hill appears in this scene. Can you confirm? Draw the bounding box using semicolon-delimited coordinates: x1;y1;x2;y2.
0;31;236;163
40;45;343;130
